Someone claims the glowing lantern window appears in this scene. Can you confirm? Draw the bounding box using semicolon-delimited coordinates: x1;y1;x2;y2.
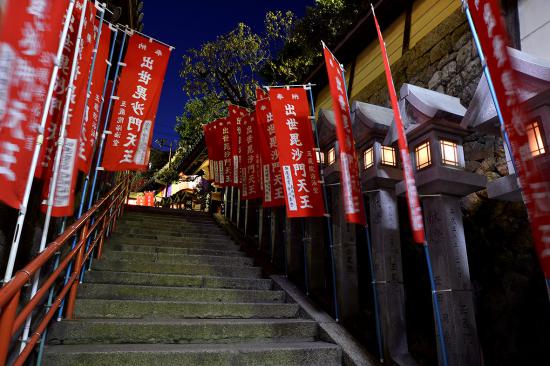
527;121;546;157
415;141;431;170
380;146;397;167
316;150;325;164
440;140;460;167
327;147;336;165
364;147;374;169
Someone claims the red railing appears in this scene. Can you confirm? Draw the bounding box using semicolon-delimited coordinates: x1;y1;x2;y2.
0;177;131;365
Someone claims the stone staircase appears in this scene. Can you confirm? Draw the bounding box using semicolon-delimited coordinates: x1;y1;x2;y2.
44;209;342;365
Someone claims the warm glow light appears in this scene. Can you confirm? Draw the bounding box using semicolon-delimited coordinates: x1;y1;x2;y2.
415;141;431;170
380;146;397;166
527;121;546;157
364;147;374;169
316;150;325;164
440;140;459;167
327;147;336;165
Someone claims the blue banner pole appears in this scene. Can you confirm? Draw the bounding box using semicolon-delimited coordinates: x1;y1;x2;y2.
57;23;125;320
306;84;341;322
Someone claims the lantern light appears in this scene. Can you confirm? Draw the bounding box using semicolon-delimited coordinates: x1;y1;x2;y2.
316;150;325;164
414;141;431;170
380;145;397;167
440;139;460;167
527;121;546;157
327;147;336;165
364;146;374;169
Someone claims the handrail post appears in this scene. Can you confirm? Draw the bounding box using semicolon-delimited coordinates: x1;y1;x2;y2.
65;222;89;320
96;215;108;259
0;290;20;364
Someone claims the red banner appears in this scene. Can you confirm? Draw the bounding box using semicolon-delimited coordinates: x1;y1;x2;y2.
204;123;217;182
228;104;248;186
103;32;171;171
240;111;262;200
269;87;324;218
220;117;233;187
373;11;425;244
467;0;550;278
40;0;96;218
0;0;68;209
323;46;366;225
77;21;112;172
255;89;285;207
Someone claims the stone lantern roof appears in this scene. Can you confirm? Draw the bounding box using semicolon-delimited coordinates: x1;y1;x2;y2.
461;47;550;133
385;83;467;145
316;108;336;148
351;101;394;145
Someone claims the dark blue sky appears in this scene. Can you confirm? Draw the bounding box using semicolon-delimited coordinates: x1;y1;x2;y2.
142;0;314;150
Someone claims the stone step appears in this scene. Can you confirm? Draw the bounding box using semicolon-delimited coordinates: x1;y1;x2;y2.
48;318;317;345
107;239;239;251
77;283;285;303
75;299;300;319
84;271;272;290
119;232;231;241
119;222;225;231
104;243;245;257
43;342;342;366
100;251;253;266
92;260;261;278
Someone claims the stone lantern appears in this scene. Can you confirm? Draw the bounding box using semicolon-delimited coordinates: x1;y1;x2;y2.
392;84;485;366
315;108;360;326
462;47;550;201
351;101;414;365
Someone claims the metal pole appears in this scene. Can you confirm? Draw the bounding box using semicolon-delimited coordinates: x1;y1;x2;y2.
2;0;77;284
461;1;517;171
25;0;85;321
19;3;107;351
57;26;127;320
302;218;310;296
340;64;385;363
424;243;449;366
229;186;234;221
365;224;385;363
306;84;340;322
81;27;128;274
36;219;66;366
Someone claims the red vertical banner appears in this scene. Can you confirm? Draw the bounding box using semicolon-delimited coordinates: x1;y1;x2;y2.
467;0;550;278
228;104;247;186
36;0;86;180
0;0;69;209
103;32;172;171
77;21;112;172
323;46;366;225
240;112;262;200
256;89;285;207
220;118;233;187
269;87;325;218
373;10;425;244
40;0;96;218
204;123;217;183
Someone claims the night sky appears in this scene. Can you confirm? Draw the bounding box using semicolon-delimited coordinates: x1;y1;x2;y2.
142;0;314;150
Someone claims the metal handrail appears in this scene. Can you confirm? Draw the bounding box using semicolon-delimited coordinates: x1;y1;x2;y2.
0;176;131;365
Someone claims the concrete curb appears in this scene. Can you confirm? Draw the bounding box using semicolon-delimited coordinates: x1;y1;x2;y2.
271;275;379;366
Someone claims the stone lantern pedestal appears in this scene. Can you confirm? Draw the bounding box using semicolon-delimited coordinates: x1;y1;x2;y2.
393;84;486;366
352;101;415;365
